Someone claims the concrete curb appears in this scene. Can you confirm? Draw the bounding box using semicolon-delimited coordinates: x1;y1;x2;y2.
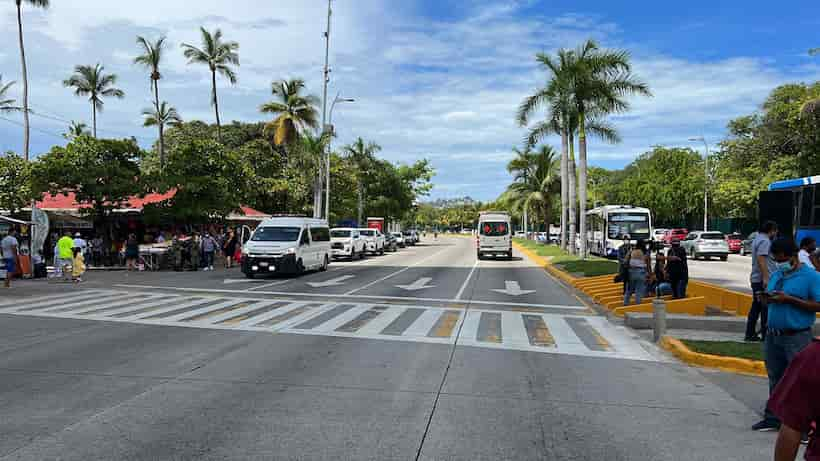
659;336;766;377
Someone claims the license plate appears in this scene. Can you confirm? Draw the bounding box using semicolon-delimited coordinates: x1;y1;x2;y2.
259;262;269;267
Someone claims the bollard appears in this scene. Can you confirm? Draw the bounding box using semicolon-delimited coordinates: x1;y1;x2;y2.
653;297;667;343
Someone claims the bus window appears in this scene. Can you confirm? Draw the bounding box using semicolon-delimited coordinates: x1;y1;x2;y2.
800;187;813;226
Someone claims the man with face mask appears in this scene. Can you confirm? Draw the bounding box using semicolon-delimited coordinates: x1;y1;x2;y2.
751;238;820;432
798;237;817;270
665;239;688;299
746;220;779;342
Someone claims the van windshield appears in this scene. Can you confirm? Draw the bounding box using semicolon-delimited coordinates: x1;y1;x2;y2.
481;222;509;236
331;230;351;238
251;227;301;242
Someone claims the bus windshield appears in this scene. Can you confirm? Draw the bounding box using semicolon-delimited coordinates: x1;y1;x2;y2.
607;213;650;240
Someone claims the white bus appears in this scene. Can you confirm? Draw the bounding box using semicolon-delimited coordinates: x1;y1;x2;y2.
586;205;653;258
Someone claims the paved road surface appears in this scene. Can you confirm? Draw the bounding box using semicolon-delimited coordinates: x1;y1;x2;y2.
0;237;775;460
686;253;752;293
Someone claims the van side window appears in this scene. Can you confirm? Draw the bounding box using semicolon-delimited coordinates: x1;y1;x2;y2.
300;229;311;245
310;227;330;242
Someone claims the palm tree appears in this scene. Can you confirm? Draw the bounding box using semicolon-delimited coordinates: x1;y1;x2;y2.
567;40;651;258
62;64;125;138
0;75;18;113
260;78;320;146
15;0;49;160
295;132;332;216
142;102;182;167
135;36;168;160
504;145;560;233
342;137;382;226
63;120;89;140
181;27;239;139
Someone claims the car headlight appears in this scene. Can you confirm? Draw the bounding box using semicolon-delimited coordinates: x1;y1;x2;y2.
286;247;297;254
242;247;250;255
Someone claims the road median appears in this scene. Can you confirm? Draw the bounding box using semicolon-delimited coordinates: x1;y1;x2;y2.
660;336;766;377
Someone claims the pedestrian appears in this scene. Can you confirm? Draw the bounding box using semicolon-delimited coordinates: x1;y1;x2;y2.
746;220;779;342
91;235;104;267
769;338;819;461
2;228;19;288
617;234;633;292
125;233;139;271
202;232;217;271
73;232;87;253
665;239;689;299
798;237;817;270
189;233;201;271
223;229;238;269
71;247;86;283
623;239;651;306
57;232;75;280
751;238;820;432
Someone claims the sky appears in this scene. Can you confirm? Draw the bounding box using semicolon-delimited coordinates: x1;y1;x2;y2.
1;0;818;202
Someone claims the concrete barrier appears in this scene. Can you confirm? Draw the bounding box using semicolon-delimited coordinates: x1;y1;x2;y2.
612;296;706;317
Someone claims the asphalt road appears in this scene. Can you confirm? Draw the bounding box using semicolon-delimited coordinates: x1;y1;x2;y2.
0;236;775;460
685;253;753;293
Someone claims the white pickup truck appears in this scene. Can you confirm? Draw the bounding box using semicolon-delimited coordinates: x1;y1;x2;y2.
358;228;385;255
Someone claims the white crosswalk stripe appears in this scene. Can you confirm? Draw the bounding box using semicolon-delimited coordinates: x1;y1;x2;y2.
0;290;655;361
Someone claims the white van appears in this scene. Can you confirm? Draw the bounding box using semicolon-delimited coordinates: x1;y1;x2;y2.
477;211;512;260
241;217;331;278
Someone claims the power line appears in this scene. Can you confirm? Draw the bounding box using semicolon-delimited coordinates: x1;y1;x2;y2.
26;105;156;142
0;115;66;141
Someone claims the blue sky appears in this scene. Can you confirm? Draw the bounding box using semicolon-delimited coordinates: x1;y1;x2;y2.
1;0;818;201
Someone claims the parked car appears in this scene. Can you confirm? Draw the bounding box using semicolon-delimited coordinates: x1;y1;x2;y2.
726;232;743;253
403;230;418;246
680;231;730;261
358;228;385;255
663;228;689;245
384;233;399;252
330;228;366;261
391;231;406;248
242;217;331;278
740;232;757;256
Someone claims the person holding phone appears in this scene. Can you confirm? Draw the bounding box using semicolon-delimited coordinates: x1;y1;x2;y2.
752;238;820;432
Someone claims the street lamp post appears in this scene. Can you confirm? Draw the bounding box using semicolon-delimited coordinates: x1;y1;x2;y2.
324;93;355;222
317;0;332;219
688;136;710;231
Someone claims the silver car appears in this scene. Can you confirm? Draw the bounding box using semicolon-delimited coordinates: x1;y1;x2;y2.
681;231;730;261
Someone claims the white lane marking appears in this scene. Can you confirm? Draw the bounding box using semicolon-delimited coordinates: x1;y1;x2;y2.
307;275;355;288
0;290;117;309
395;277;436;291
491;281;536;296
456;310;482;343
344;245;453;295
187;300;275;325
112;297;211;320
543;315;584;348
356;306;406;336
143;299;243;322
401;309;443;338
454;259;479;301
114;284;588;310
76;296;184;318
235;301;308;328
299;305;370;332
14;291;137;314
223;278;267;285
245;279;292;292
67;294;169;315
501;310;529;346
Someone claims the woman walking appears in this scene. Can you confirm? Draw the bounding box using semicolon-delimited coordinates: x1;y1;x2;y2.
72;247;86;282
125;234;139;271
223;229;238;269
623;239;651;306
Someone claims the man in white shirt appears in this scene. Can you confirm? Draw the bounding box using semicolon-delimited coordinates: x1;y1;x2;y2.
2;228;19;288
73;233;87;252
798;237;817;270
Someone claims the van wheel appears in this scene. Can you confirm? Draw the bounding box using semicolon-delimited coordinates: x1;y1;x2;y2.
244;272;254;279
477;252;483;260
720;255;728;262
320;255;329;271
507;251;513;260
295;259;305;275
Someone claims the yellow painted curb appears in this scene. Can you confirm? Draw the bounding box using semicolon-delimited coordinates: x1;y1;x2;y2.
613;296;706;317
660;336;766;377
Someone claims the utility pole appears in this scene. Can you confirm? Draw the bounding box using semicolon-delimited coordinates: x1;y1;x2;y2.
317;0;332;219
688;136;710;231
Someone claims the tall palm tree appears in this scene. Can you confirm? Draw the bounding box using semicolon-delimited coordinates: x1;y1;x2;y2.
135;36;168;160
342;137;382;226
181;27;239;140
142;102;182;167
568;39;651;258
63;64;125;138
260;78;320;146
295;132;332;216
504;145;560;232
15;0;49;161
0;75;18;113
63;120;89;140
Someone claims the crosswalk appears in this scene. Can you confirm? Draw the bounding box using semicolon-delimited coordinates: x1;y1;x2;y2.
0;290;655;360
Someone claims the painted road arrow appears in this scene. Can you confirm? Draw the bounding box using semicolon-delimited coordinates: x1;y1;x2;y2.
396;277;436;291
307;275;355;288
492;281;536;296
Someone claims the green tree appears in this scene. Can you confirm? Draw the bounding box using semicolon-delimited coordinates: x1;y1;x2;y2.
0;75;17;112
135;35;169;165
502;145;560;232
342;137;381;225
63;121;89;140
566;39;651;258
15;0;49;160
181;28;239;140
31;137;143;240
260;78;320;147
0;152;34;213
63;64;125;138
142;101;181;168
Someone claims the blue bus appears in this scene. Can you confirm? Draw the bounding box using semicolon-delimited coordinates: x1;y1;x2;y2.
765;175;820;244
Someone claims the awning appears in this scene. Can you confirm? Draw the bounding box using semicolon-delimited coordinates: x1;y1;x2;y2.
0;216;31;225
49;213;93;229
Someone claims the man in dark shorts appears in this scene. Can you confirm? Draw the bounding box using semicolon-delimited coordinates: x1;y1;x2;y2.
2;228;19;288
770;338;819;460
